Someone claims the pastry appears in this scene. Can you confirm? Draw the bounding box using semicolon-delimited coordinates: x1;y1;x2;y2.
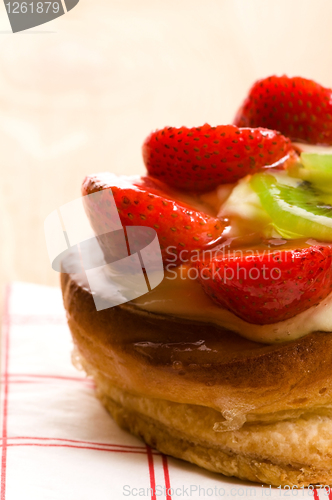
61;75;332;487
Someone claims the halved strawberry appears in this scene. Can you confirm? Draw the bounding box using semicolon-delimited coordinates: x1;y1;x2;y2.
234;75;332;145
142;124;293;192
195;244;332;324
82;173;224;264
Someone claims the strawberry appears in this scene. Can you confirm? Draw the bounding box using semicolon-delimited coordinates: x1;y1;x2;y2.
82;173;224;265
142;124;292;192
234;75;332;145
195;244;332;324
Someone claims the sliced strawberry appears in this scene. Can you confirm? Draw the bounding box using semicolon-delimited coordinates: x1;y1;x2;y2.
82;173;224;264
195;244;332;324
234;75;332;145
142;124;293;192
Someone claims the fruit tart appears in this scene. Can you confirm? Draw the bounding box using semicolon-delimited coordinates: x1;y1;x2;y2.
61;76;332;487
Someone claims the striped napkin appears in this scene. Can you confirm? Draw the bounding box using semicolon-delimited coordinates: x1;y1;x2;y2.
0;283;319;499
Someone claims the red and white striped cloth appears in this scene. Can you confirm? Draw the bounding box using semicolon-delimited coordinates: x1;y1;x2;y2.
0;283;323;499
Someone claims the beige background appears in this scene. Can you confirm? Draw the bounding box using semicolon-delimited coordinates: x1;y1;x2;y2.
1;0;332;305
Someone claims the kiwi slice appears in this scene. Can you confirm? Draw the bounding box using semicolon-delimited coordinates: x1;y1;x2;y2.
288;153;332;193
250;173;332;241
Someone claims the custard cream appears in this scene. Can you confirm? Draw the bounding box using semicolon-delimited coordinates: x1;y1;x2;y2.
132;264;332;345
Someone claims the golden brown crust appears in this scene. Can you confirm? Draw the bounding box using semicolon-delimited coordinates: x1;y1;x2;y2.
61;271;332;420
61;270;332;486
